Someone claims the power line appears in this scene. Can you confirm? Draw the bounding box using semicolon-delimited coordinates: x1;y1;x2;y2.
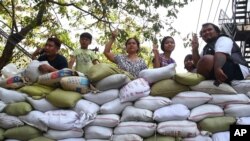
213;0;222;22
225;0;231;14
196;0;204;33
207;0;214;22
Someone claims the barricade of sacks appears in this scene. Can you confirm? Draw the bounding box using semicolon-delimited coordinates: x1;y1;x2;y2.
1;61;250;141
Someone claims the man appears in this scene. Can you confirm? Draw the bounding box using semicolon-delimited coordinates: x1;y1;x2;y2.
32;37;68;73
68;32;99;74
191;23;249;85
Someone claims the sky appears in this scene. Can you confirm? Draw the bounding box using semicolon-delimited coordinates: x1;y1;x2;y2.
170;0;233;73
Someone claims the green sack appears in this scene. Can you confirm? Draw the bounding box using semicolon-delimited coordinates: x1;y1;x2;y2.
46;88;81;108
19;83;55;99
0;128;4;141
87;63;134;82
151;79;190;98
198;116;236;133
3;125;42;141
4;101;32;116
174;72;205;86
29;136;55;141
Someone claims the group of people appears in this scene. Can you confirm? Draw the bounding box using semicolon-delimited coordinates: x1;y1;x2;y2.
32;22;250;85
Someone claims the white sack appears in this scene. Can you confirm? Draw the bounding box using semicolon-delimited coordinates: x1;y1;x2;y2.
0;113;24;129
0;87;27;104
188;104;224;122
100;98;132;114
89;114;120;127
208;94;250;107
1;63;19;78
111;134;143;141
0;101;6;112
212;131;230;141
224;104;250;117
26;97;58;112
44;128;84;140
74;99;100;114
172;91;212;109
236;117;250;125
134;96;172;111
58;138;85;141
83;89;119;105
153;104;190;122
84;126;113;139
139;63;176;83
121;106;153;122
183;135;212;141
231;80;250;94
95;74;130;91
119;78;150;102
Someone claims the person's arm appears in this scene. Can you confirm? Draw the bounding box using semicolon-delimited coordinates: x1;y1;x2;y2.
152;44;161;68
214;52;228;83
68;55;76;69
32;48;44;60
38;64;57;74
191;34;200;66
104;30;118;63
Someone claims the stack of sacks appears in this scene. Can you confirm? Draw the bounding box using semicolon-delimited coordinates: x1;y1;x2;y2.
1;62;250;141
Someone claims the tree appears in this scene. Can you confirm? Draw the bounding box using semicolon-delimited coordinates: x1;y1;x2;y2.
0;0;193;70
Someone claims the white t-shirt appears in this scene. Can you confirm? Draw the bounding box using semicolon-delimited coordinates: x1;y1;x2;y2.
202;36;250;78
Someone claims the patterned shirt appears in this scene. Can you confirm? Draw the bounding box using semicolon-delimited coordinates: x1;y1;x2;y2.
155;53;176;67
114;54;147;78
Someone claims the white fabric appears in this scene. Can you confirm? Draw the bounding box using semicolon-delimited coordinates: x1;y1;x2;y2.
40;110;95;130
0;113;24;129
188;104;224;122
111;134;143;141
119;78;150;102
212;131;230;141
26;97;58;112
73;99;100;114
1;63;19;78
134;96;172;111
114;122;156;138
19;110;47;131
83;89;119;105
214;36;233;54
121;106;153;122
208;94;250;107
157;120;199;138
231;80;250;94
89;114;120;128
84;126;112;139
172;91;212;109
183;135;212;141
224;104;250;117
0;87;27;104
153;104;190;122
138;63;176;83
44;128;84;140
58;138;86;141
0;101;6;112
236;117;250;125
100;98;132;114
95;74;130;91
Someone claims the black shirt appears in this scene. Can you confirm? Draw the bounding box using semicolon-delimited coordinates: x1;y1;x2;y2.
38;54;68;70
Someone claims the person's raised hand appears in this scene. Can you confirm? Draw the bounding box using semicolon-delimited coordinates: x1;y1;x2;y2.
152;43;159;55
191;33;199;51
111;29;118;39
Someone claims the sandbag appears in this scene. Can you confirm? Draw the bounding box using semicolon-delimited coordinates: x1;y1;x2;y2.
208;94;250;107
236;117;250;125
134;96;172;111
198;116;236;133
43;128;84;140
89;114;120;128
4;101;32;116
0;101;6;112
0;113;24;129
157;120;199;138
0;75;24;89
139;63;176;83
151;79;189;98
212;131;230;141
231;80;250;94
121;106;153;122
73;99;100;115
114;122;157;138
183;135;212;141
95;74;130;91
19;83;54;99
111;134;143;141
83;89;119;105
144;135;177;141
1;63;19;78
224;104;250;117
174;72;205;86
28;136;55;141
154;104;190;122
172;91;212;109
0;87;27;104
60;76;90;94
188;104;224;122
190;80;237;94
84;126;112;139
0;128;4;141
3;125;42;141
46;88;81;108
100;98;132;114
26;97;58;112
58;138;85;141
119;78;150;102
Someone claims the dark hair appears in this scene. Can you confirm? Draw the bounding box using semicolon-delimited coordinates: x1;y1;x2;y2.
80;32;92;41
160;36;175;51
184;54;193;63
47;37;61;49
125;37;140;53
199;23;221;36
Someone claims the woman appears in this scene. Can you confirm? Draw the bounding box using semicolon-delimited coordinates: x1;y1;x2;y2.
103;30;147;78
152;36;176;68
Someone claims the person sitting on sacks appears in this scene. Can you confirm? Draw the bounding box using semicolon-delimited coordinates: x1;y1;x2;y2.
152;36;176;68
191;22;249;85
68;32;99;74
104;30;147;78
32;37;68;73
184;54;196;73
